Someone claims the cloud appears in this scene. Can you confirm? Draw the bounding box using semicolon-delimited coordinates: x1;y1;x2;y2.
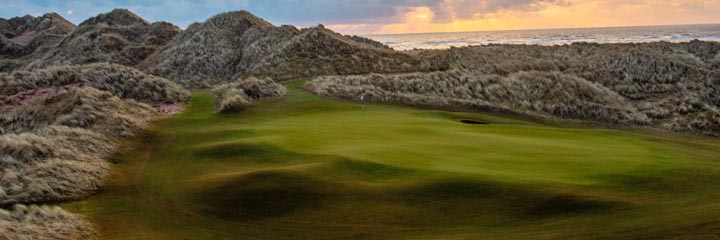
0;0;719;34
235;0;569;25
427;0;571;23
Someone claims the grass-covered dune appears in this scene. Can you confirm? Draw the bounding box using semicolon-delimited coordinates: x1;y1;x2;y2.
0;88;156;239
0;64;190;239
0;62;190;104
143;11;432;89
0;204;94;240
25;9;180;70
74;82;720;240
308;41;720;136
306;71;649;125
211;76;287;113
0;13;76;72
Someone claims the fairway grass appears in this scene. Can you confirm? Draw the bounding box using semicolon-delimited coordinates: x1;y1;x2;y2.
66;81;720;239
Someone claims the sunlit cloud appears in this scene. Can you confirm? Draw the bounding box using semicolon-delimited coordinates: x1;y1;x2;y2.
349;0;720;34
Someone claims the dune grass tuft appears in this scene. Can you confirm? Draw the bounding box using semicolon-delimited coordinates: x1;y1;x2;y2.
212;76;287;113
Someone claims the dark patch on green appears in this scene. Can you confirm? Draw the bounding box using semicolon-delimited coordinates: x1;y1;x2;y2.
525;194;623;217
461;119;489;125
596;169;720;194
327;159;414;180
192;171;337;220
405;179;508;199
193;142;305;163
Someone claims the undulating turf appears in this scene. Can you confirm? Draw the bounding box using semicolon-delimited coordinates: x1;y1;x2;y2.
65;80;720;240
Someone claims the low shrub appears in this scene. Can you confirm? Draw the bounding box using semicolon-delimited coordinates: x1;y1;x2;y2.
0;63;190;104
0;204;94;240
212;76;287;113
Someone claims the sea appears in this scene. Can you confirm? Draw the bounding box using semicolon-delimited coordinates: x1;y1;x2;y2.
365;24;720;50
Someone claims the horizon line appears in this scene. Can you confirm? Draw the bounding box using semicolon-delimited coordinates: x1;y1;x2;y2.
361;22;720;36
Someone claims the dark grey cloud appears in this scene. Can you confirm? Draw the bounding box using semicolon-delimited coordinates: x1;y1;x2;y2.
428;0;571;23
243;0;442;25
246;0;569;25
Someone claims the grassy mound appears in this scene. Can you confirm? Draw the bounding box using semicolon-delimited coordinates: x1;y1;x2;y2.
212;76;287;113
0;13;75;72
1;87;158;206
307;41;720;135
0;126;113;205
306;71;648;124
142;11;431;88
0;204;94;240
192;170;338;220
26;9;179;70
1;87;157;137
0;63;190;104
0;61;189;238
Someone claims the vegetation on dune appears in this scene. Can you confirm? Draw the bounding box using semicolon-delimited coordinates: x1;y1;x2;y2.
0;204;94;240
243;25;430;81
0;13;75;57
0;87;162;239
4;9;427;87
1;126;113;205
212;76;287;113
1;87;157;137
306;71;649;125
143;11;433;88
0;13;76;72
0;87;157;205
0;63;190;104
25;9;179;70
0;67;187;237
308;41;720;135
143;11;276;88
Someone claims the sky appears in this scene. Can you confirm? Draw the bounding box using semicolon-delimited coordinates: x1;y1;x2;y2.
2;0;720;35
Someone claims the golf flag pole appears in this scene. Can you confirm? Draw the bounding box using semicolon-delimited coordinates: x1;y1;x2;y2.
360;95;365;116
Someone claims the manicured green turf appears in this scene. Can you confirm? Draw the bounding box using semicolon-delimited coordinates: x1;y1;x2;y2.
68;80;720;239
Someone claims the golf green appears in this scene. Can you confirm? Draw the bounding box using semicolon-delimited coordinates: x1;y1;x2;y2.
67;81;720;239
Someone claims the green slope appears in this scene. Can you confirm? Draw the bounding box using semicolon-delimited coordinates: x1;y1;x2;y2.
68;80;720;240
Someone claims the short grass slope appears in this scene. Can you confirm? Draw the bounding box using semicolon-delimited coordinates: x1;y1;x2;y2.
75;82;720;240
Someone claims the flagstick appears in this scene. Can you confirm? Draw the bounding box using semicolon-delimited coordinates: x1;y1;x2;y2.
360;95;365;116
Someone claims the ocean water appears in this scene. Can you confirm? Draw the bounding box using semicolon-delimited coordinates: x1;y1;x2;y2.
366;24;720;50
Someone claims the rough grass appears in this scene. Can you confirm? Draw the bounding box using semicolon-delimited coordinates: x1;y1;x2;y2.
25;9;179;70
0;13;75;73
0;63;190;104
73;82;720;240
211;76;287;113
143;11;432;88
0;126;114;205
306;41;720;136
0;204;94;240
1;87;157;137
0;56;191;238
306;71;649;125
